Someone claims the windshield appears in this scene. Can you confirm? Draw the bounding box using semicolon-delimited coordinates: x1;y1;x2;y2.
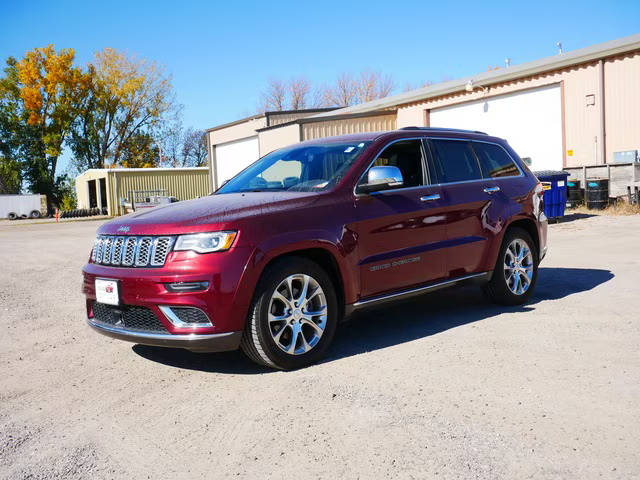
216;141;371;194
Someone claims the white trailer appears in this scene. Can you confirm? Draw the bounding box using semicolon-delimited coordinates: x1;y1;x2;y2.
0;195;44;220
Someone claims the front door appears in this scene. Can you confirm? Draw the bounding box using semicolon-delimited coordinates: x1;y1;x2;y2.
354;139;447;299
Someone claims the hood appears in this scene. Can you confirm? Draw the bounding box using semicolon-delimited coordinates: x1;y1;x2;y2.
98;192;319;236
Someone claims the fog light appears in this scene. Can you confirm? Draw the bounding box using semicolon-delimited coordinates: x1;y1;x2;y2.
165;281;209;293
159;306;212;328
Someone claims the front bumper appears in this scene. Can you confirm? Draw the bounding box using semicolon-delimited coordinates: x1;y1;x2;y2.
88;318;242;352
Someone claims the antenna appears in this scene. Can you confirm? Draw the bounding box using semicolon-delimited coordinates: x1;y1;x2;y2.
556;42;563;54
505;58;511;67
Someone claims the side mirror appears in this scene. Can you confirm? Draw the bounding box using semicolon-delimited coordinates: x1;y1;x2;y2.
357;166;404;193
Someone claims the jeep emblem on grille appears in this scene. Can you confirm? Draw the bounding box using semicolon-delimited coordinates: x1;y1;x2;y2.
117;225;130;233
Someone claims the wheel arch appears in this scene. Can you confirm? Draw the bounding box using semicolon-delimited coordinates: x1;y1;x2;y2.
504;217;540;256
258;247;347;319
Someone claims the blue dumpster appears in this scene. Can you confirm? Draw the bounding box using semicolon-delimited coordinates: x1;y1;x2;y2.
533;170;570;219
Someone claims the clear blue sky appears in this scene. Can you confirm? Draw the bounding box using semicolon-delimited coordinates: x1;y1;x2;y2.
1;0;638;171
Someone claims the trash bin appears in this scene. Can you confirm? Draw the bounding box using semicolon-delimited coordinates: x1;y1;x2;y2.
533;170;570;219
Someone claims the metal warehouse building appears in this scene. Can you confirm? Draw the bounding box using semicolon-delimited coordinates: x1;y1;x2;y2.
206;33;640;194
75;167;210;216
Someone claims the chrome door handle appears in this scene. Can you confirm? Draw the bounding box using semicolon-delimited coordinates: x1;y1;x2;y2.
483;186;501;194
420;194;440;202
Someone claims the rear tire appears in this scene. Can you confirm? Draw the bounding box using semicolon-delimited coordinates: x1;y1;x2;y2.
241;257;339;370
483;227;538;306
7;212;17;220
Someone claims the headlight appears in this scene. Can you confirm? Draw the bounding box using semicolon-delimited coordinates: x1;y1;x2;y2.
174;231;237;253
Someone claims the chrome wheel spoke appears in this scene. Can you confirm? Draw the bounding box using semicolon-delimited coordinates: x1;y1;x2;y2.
268;273;327;356
268;312;289;323
303;305;326;317
273;324;288;343
301;318;324;335
503;238;534;296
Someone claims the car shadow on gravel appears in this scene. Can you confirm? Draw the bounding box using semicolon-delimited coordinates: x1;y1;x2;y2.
325;267;613;363
132;267;613;373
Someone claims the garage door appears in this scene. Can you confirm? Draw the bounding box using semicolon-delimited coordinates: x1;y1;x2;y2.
430;84;562;171
215;136;260;186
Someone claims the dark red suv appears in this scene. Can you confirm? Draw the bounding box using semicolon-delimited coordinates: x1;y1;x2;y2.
83;127;547;369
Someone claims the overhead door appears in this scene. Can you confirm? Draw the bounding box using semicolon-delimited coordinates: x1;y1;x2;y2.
215;136;260;186
430;84;562;171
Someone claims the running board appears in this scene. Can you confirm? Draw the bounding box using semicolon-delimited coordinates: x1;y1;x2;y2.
346;271;492;315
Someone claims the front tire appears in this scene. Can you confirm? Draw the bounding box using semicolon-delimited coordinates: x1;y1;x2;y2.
240;257;339;370
483;227;538;306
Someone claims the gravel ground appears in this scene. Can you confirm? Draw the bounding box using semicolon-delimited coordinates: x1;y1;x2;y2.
1;214;639;479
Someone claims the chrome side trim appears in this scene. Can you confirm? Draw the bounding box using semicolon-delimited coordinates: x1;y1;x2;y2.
88;318;230;341
352;272;490;309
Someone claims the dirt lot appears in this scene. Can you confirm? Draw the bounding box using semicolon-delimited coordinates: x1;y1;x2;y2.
1;214;639;479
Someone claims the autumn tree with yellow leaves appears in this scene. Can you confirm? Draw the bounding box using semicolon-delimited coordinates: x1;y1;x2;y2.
0;46;90;203
0;45;178;204
69;48;175;170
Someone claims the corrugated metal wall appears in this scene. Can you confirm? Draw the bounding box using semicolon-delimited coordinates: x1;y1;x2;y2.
604;51;640;159
302;114;397;140
110;169;210;215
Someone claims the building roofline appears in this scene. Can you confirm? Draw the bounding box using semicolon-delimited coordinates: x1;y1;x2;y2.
205;108;338;133
77;167;209;177
255;109;397;132
310;33;640;117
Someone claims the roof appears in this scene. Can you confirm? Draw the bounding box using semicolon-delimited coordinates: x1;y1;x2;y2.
311;33;640;117
256;109;397;132
76;167;209;178
205;108;337;133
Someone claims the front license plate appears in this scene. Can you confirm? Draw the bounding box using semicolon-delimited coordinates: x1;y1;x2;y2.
95;279;120;306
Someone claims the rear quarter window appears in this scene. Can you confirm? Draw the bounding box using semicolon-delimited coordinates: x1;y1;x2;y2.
473;142;520;178
429;139;481;183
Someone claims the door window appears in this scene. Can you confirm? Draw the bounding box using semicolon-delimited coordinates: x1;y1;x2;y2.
472;142;520;178
368;140;425;188
429;139;482;184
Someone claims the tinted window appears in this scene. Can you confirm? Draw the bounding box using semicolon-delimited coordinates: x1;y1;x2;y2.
473;142;520;178
429;139;481;183
368;140;425;188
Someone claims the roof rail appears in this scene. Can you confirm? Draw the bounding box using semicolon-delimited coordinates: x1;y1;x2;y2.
398;126;488;135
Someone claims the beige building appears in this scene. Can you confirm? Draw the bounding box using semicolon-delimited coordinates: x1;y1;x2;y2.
76;167;210;217
206;33;640;193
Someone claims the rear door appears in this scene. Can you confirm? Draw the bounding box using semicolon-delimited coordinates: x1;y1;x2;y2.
354;139;446;299
426;138;496;277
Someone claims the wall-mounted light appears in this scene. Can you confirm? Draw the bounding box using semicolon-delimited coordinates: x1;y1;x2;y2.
465;80;488;95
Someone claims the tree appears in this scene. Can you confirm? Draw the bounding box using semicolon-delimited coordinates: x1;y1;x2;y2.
181;128;207;167
118;132;158;168
69;48;174;169
289;77;311;110
260;78;287;111
323;72;357;107
1;46;90;204
0;155;21;193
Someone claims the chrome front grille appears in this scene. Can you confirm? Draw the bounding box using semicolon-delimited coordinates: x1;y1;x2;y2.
92;235;175;268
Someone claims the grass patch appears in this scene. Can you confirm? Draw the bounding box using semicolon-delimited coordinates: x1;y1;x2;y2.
568;202;640;216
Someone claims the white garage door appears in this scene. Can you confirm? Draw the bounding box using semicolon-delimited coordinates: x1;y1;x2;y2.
430;84;562;171
215;136;259;186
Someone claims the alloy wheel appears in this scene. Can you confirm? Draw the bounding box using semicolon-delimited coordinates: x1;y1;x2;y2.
268;274;328;355
503;239;534;295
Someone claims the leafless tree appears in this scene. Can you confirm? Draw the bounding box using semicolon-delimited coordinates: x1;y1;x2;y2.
355;71;394;103
260;78;287;111
323;73;357;107
182;128;207;167
289;77;312;110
